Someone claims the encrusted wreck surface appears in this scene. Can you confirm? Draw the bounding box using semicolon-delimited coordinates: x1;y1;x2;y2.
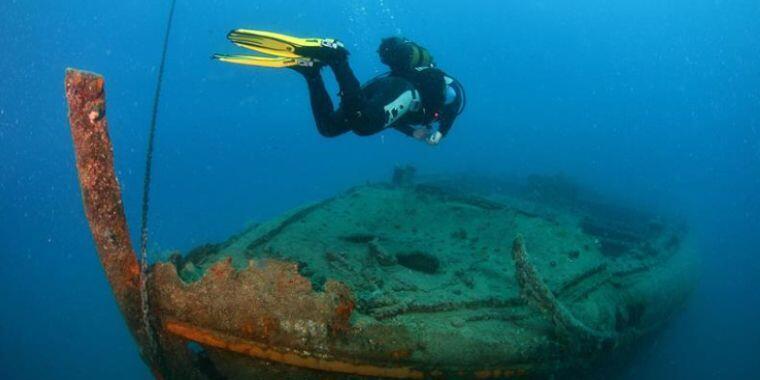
64;69;161;372
150;175;697;379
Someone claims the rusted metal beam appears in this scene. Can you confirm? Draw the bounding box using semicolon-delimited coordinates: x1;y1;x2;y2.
64;68;157;368
165;320;425;379
164;320;527;379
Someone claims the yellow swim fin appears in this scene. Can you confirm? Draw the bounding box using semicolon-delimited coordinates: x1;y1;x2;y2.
214;29;345;69
226;29;328;58
212;54;317;68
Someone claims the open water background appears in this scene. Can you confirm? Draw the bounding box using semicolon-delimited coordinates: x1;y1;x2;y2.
1;1;758;378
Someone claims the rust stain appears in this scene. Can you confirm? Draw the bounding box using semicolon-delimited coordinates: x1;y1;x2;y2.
165;320;426;379
389;349;413;360
150;259;357;351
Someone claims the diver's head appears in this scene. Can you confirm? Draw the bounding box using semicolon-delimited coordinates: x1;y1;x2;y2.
378;37;434;73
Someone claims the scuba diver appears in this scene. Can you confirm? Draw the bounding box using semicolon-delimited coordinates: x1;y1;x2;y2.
214;30;465;145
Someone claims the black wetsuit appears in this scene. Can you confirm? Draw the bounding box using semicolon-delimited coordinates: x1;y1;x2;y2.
301;57;463;140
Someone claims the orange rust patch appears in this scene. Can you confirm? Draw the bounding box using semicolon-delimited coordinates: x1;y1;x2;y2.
332;298;354;334
208;257;234;279
260;315;278;339
240;321;256;337
389;348;412;360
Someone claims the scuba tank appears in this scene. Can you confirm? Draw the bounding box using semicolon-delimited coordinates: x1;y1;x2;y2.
378;37;435;73
378;37;445;124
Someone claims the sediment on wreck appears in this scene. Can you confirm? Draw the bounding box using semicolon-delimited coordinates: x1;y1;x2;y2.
511;235;614;349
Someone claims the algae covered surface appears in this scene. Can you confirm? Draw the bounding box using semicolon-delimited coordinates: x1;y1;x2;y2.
166;174;697;376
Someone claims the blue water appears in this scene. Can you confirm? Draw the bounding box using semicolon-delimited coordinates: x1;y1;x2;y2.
1;0;758;378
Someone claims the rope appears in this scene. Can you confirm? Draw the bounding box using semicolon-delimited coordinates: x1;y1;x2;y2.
139;0;178;364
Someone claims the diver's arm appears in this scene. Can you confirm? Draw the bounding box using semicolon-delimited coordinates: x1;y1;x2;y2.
429;75;465;144
395;124;433;141
437;86;463;138
437;115;456;138
394;124;416;137
426;111;458;145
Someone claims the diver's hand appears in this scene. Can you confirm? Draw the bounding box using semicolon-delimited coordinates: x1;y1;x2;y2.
413;128;430;140
427;131;443;145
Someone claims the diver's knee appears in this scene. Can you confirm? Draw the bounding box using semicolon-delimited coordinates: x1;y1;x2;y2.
352;120;384;136
352;127;375;137
316;121;344;137
317;127;342;138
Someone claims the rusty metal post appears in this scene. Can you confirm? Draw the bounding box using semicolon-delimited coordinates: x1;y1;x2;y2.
64;68;158;371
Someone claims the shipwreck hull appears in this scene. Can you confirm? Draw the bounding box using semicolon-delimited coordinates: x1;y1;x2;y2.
66;69;697;379
152;184;696;379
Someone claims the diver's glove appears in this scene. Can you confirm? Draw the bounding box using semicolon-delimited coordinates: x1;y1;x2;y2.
427;131;443;145
413;128;431;140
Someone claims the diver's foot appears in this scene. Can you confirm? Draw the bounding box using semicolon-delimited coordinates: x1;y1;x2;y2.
297;39;349;65
289;58;324;77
